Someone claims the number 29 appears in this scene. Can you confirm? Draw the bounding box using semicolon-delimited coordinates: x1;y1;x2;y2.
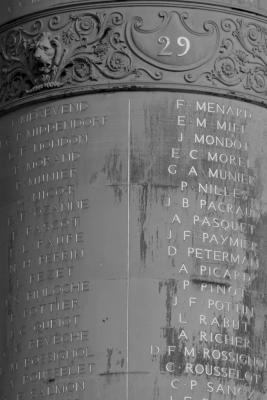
158;36;190;56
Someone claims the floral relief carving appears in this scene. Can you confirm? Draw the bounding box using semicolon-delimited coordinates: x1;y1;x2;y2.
0;10;162;105
1;8;267;108
186;17;267;94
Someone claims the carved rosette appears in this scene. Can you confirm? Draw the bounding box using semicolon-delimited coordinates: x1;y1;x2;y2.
1;4;267;110
0;10;163;107
186;17;267;94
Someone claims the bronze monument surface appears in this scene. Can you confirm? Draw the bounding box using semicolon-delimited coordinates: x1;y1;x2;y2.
0;1;267;399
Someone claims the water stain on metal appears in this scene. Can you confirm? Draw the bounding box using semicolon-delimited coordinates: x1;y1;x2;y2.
158;280;189;375
152;376;160;400
160;326;187;376
138;184;148;265
89;171;98;184
248;213;267;391
130;152;146;183
106;347;113;373
160;279;178;326
103;149;123;202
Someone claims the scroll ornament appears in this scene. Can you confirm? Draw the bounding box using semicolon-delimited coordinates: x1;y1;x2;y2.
0;11;162;104
1;9;267;107
186;17;267;94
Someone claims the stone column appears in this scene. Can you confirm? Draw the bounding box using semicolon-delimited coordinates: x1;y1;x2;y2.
1;1;267;400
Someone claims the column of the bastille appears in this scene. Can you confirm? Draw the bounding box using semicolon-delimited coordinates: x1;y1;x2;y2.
1;0;267;399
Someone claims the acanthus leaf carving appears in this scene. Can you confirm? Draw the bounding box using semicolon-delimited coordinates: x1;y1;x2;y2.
187;17;267;95
2;7;267;108
0;10;162;105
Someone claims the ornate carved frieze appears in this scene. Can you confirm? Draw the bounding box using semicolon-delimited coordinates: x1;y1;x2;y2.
186;17;267;94
1;5;267;110
126;11;220;71
0;11;162;105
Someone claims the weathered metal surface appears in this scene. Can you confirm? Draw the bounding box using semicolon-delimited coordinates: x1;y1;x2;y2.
1;1;267;400
1;90;267;399
0;94;129;400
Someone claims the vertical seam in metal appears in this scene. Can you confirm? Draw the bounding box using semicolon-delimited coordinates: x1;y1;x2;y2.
126;98;131;400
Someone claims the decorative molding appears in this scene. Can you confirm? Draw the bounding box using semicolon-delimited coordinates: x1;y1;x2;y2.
185;18;267;94
1;5;267;111
126;11;219;72
0;10;162;107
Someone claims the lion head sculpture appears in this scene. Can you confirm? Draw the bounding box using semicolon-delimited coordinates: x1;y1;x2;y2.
32;32;63;77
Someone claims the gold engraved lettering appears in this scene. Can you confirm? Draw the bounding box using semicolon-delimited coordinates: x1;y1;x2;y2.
24;347;94;369
26;281;89;299
33;134;89;152
28;331;89;349
23;364;88;384
32;184;75;201
29;267;74;284
27;168;77;185
12;102;90;126
38;248;84;264
33;315;80;332
30;380;85;397
24;299;79;317
195;101;252;119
